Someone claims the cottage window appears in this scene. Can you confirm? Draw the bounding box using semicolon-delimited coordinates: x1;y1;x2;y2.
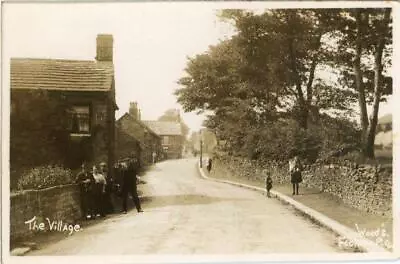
163;136;169;145
96;105;107;123
68;106;90;135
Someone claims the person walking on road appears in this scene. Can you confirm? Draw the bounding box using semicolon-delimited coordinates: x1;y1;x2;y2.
265;172;273;198
289;156;303;195
206;158;212;173
121;157;143;214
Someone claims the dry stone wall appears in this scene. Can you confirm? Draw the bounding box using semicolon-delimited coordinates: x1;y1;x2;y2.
10;184;82;242
211;154;392;216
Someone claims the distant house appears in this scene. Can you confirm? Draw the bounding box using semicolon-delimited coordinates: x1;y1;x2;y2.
10;34;118;174
143;120;183;159
375;114;392;149
116;102;162;165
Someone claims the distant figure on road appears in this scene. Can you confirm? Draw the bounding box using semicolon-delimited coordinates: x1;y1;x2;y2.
75;162;94;220
289;156;303;195
121;157;143;214
206;158;212;173
265;172;273;198
152;151;157;164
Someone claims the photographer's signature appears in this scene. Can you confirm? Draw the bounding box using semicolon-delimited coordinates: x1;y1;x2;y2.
25;216;81;235
337;223;392;250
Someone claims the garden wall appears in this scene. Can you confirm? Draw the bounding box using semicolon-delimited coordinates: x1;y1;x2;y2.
10;184;82;242
210;154;392;216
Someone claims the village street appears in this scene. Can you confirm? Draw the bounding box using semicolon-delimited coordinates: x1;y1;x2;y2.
28;158;344;255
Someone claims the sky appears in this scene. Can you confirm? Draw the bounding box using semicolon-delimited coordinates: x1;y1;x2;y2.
2;3;234;133
2;2;394;134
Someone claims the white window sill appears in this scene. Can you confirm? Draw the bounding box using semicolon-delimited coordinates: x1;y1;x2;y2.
70;133;91;137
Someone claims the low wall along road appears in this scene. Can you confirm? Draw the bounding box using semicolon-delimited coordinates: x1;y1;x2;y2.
210;155;392;217
10;184;82;243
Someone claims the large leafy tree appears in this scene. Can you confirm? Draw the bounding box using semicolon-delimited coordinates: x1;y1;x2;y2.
329;8;392;158
219;9;359;129
176;8;391;161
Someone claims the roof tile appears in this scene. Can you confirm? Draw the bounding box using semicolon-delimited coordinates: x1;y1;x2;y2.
11;58;114;91
142;121;182;136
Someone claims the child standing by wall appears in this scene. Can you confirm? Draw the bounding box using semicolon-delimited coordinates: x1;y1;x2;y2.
265;172;273;198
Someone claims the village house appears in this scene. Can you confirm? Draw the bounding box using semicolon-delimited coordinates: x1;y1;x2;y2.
143;120;183;159
375;114;392;150
116;102;162;165
10;34;117;176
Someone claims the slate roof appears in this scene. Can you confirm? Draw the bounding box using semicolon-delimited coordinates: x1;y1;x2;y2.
11;58;114;91
142;121;182;136
117;113;160;139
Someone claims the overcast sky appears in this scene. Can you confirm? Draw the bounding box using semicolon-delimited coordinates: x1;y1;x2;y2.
3;2;393;134
3;3;235;133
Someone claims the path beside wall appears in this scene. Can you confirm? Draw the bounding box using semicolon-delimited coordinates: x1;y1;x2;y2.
210;154;392;216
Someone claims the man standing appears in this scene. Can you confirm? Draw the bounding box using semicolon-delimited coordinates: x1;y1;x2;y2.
152;151;157;164
121;157;143;214
289;156;303;195
75;162;94;220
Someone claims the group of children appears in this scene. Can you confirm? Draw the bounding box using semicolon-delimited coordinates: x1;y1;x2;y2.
75;162;113;219
76;157;143;220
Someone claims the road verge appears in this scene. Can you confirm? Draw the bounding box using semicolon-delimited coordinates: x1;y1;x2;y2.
196;162;390;254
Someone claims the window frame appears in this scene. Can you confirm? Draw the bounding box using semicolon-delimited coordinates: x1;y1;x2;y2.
67;104;92;136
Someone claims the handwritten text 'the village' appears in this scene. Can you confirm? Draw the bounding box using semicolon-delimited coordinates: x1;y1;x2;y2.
25;216;81;235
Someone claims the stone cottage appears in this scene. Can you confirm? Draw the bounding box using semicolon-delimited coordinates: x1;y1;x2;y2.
116;102;162;165
375;114;392;149
143;120;183;159
10;34;118;176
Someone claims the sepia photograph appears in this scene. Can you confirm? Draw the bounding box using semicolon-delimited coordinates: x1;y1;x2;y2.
1;1;398;262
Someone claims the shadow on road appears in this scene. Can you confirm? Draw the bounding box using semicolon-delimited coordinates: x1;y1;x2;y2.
141;194;246;208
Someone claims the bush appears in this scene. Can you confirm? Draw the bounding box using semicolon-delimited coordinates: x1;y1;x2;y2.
17;165;74;190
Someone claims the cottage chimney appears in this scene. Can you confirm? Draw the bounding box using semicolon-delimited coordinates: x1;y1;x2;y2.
129;102;138;119
96;34;113;61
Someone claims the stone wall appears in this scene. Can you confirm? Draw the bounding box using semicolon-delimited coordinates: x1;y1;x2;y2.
10;184;82;242
210;154;392;216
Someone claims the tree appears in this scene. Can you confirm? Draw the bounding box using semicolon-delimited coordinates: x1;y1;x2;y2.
176;8;391;161
365;9;392;158
331;8;392;158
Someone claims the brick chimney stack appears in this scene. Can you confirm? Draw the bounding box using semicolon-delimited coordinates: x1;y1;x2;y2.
96;34;113;62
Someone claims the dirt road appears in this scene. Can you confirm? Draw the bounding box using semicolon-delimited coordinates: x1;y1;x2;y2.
28;158;343;255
